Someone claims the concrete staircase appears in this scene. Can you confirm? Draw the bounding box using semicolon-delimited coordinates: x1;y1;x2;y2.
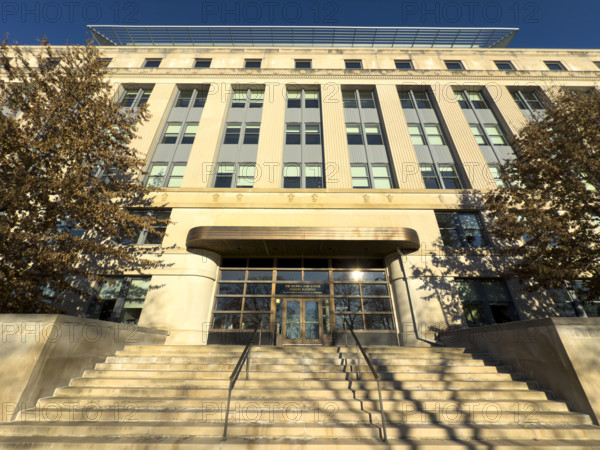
1;344;600;448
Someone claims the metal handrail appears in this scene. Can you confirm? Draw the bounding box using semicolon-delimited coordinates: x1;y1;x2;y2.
222;324;260;441
343;318;388;443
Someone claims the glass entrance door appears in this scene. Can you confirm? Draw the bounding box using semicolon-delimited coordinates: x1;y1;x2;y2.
283;299;322;344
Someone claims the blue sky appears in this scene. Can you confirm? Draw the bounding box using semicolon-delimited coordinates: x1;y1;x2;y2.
2;0;599;48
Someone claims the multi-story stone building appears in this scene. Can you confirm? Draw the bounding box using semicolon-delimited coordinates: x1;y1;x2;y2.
71;25;600;345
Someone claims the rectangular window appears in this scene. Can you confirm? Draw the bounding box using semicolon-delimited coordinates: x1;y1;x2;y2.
305;124;321;145
224;124;241;144
232;89;247;108
345;60;363;69
146;163;167;187
162;123;182;144
445;60;464;70
435;211;488;248
359;90;375;108
181;123;198;144
485;125;508;145
439;165;462;189
287;89;301;108
194;89;208;107
395;60;413;69
194;58;211;68
215;163;234;188
243;124;260;145
283;164;301;188
121;88;152;108
468;91;488;109
286;124;301;144
295;59;312;68
420;164;440;189
372;166;392;189
408;124;425;145
413;91;432;109
249;89;264;108
424;124;444;145
176;90;193;108
237;164;255;188
125;209;171;245
399;91;413;109
469;124;488;145
545;61;566;71
304;90;319;108
351;165;370;188
143;58;162;68
456;279;518;326
365;124;383;145
306;164;323;188
100;58;112;68
346;124;363;145
342;90;358;108
595;62;600;70
167;164;186;188
245;59;262;68
488;164;506;187
522;91;544;110
88;276;151;324
495;61;515;70
455;92;469;109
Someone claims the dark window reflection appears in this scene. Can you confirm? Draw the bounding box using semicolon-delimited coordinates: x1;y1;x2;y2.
216;297;243;310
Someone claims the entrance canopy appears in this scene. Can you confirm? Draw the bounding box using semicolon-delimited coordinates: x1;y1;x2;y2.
186;226;420;257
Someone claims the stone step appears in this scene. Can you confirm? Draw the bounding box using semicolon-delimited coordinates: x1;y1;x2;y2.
2;422;600;441
53;386;551;401
36;396;571;413
94;362;506;374
15;406;593;425
69;377;538;391
79;368;517;382
108;355;494;366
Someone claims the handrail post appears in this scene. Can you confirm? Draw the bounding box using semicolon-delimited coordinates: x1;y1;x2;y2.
354;340;361;381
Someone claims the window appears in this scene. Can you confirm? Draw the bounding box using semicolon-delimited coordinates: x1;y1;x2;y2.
545;61;566;71
286;124;301;144
224;124;241;144
162;123;182;144
372;166;392;189
346;124;363;145
287;89;301;108
143;58;162;68
305;164;323;188
484;125;508;145
495;61;515;70
181;123;198;144
145;163;186;188
345;60;362;69
469;124;488;145
395;60;413;69
413;91;432;109
351;165;370;188
194;58;211;68
100;58;112;68
124;209;171;245
456;279;518;326
420;164;440;189
399;91;413;108
304;90;319;108
87;277;151;324
176;88;207;108
232;89;247;108
305;124;321;145
365;124;383;145
237;164;255;188
424;124;444;145
435;211;488;248
215;163;234;188
342;90;358;108
512;90;545;112
194;89;208;107
468;91;488;109
283;164;301;188
249;89;264;108
47;58;60;68
120;88;152;108
243;124;260;145
231;88;264;108
594;62;600;70
359;90;375;108
245;59;262;68
295;60;312;68
488;164;506;187
455;92;469;109
408;124;425;145
439;165;462;189
445;60;464;70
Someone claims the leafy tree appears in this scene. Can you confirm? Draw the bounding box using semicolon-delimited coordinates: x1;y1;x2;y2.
0;41;167;313
484;88;600;300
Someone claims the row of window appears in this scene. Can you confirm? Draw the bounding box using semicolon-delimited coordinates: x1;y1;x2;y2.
114;57;596;72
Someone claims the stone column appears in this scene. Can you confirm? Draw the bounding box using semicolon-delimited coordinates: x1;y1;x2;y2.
386;252;420;346
138;249;221;344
